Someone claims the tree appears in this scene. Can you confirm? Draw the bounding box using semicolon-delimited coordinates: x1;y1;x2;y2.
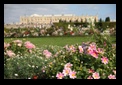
83;18;88;27
63;20;66;23
105;17;110;22
85;18;87;23
75;19;78;23
99;18;102;23
94;18;96;23
59;19;62;22
69;20;72;23
81;19;83;23
98;18;103;31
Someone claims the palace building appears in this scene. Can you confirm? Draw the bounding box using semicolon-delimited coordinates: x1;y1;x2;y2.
20;14;98;24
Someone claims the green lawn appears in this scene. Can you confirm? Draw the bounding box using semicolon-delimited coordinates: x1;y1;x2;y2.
4;36;116;47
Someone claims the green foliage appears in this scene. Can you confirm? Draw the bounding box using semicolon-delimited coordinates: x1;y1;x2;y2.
4;54;51;79
4;35;116;79
105;17;110;22
4;41;63;79
4;20;116;79
46;27;54;35
99;18;102;23
95;22;116;31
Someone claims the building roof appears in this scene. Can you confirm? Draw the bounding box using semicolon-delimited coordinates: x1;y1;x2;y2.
30;14;42;17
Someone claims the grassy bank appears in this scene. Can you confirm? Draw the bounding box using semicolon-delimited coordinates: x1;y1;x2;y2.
4;36;116;47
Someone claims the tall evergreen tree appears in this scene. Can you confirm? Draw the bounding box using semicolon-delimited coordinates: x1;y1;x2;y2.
83;18;88;27
81;19;83;23
75;19;78;23
85;18;87;23
59;19;62;22
99;18;102;23
69;20;72;23
98;18;103;30
64;20;66;23
94;18;96;23
105;17;110;22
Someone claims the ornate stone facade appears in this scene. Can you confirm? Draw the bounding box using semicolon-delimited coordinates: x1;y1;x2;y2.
20;14;98;24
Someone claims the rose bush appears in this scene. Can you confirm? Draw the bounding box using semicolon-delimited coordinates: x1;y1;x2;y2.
4;22;116;79
4;35;116;79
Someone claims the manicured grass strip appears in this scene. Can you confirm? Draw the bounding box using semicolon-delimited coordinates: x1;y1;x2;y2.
4;36;116;47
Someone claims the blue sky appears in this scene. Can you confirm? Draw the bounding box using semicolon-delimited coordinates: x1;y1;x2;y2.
4;4;116;24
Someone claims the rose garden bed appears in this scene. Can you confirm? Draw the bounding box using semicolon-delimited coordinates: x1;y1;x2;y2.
4;31;116;79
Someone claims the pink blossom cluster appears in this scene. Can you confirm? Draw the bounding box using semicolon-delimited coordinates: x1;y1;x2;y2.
43;50;52;58
64;45;69;50
87;70;116;79
6;50;15;57
107;70;116;79
13;40;22;44
87;76;93;79
4;43;10;49
108;74;116;79
101;56;109;64
92;72;100;79
87;72;100;79
88;69;95;73
87;43;99;58
67;45;76;52
78;46;84;53
13;40;22;47
56;63;77;79
97;48;104;54
87;43;104;59
24;41;35;49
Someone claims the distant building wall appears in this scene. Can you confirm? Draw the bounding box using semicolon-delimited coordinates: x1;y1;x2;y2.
4;14;99;28
20;14;98;24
